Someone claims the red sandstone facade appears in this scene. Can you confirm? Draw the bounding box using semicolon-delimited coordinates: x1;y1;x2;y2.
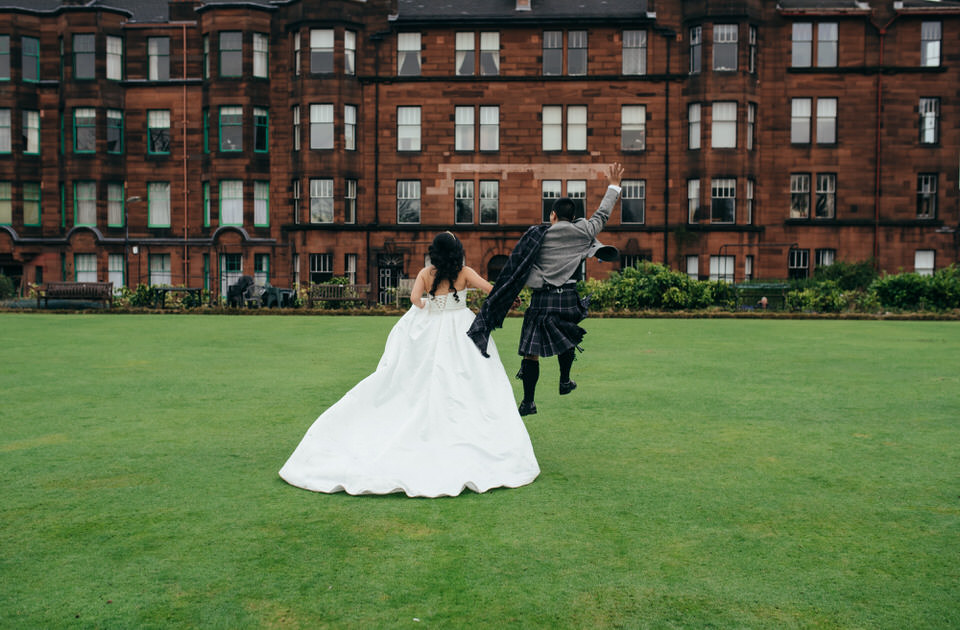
0;0;957;300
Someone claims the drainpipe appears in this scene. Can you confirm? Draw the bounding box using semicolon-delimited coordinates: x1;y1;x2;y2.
872;13;898;268
655;27;676;267
182;22;189;285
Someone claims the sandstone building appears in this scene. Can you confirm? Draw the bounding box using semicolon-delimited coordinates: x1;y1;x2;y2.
1;0;957;300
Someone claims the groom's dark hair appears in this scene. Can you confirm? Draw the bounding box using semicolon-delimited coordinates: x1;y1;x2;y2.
552;197;576;222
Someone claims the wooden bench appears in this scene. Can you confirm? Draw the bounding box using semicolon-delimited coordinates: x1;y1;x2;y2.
307;283;370;308
38;281;113;308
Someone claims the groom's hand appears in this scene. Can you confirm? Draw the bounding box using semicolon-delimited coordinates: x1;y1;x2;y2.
607;162;624;187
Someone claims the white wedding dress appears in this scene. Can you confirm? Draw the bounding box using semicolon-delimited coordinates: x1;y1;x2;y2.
279;292;540;497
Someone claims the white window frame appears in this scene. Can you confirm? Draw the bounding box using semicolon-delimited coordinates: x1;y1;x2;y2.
712;101;737;149
310;178;334;223
398;32;421;76
397;106;421;152
622;30;647;75
713;24;738;71
621;105;646;151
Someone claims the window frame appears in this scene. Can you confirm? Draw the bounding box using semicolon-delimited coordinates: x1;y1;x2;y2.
73;33;95;80
253;33;269;78
253;107;269;153
218;105;243;153
309;178;334;224
22;36;40;83
620;179;646;224
921;21;941;67
254;180;269;226
479;180;499;224
790;173;811;219
713;24;738;72
622;29;647;76
710;177;736;224
397;106;421;152
711;101;737;149
621;104;646;152
397;32;421;77
219;179;244;226
148;36;170;81
147;181;171;228
219;31;243;78
106;109;123;155
74;180;97;226
23;181;40;226
917;173;937;219
310;28;334;75
309;103;334;150
454;179;475;224
23;110;40;155
397;179;421;224
73;107;96;154
815;173;836;219
919;97;940;144
106;35;123;81
147;109;171;155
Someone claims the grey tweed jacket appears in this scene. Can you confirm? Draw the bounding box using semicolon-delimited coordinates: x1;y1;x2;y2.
525;185;622;289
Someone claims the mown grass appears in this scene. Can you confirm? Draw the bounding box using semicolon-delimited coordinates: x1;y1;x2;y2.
1;314;958;629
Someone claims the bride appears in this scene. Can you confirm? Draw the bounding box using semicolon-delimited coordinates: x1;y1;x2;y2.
279;232;540;497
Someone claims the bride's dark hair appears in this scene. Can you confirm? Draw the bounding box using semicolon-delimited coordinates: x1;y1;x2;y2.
428;232;465;301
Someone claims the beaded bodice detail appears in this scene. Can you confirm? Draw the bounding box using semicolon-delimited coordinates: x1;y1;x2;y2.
426;293;468;312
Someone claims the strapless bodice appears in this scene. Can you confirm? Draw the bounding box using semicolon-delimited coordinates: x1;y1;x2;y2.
426;293;468;312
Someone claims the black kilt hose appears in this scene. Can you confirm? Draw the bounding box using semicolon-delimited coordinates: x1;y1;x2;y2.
518;286;589;357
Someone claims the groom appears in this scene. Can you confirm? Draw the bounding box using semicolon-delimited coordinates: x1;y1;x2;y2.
467;163;623;416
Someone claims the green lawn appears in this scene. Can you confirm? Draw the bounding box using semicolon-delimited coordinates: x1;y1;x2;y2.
1;313;958;629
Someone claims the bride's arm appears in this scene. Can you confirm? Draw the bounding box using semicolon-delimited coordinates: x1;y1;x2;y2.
410;267;429;308
463;266;493;294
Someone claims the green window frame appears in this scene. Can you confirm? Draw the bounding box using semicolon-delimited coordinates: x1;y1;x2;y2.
22;36;39;82
254;107;269;153
202;181;211;227
219;106;242;152
0;35;10;81
0;181;11;224
74;181;97;226
74;253;97;282
219;180;243;226
73;107;96;153
23;182;41;226
147;181;171;228
23;110;39;155
0;108;10;153
219;31;242;77
107;182;124;227
73;34;95;80
254;180;269;226
106;109;123;154
147;110;170;155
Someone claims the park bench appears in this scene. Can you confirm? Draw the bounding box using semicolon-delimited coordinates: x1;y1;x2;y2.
37;281;113;308
307;283;370;308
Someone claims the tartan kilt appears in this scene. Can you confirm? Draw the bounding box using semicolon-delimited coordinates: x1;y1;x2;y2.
517;287;589;357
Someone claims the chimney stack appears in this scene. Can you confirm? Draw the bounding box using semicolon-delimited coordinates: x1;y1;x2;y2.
516;0;531;11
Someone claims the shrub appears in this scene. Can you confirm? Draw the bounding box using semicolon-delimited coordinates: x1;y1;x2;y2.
128;284;160;307
814;259;878;291
0;274;15;299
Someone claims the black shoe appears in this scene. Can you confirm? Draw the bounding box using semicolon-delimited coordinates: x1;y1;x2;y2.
518;400;537;416
559;380;577;395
